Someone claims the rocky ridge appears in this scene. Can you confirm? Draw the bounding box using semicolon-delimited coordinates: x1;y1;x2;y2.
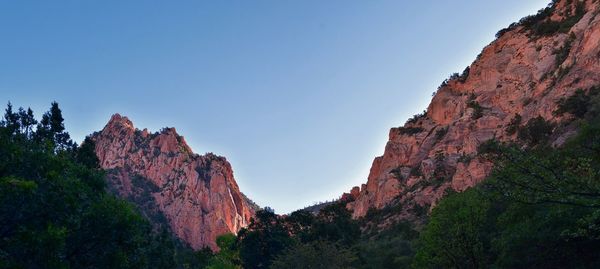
91;114;256;250
347;0;600;218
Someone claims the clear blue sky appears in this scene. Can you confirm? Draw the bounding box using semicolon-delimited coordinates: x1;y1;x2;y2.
0;0;549;213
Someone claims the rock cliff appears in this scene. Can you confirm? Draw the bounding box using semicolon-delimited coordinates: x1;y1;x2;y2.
348;0;600;218
91;114;256;250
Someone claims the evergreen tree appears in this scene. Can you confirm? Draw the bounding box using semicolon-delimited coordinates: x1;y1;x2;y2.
3;102;20;135
0;102;205;268
18;107;37;137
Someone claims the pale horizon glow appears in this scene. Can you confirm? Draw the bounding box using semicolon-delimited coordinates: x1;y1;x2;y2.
0;0;550;213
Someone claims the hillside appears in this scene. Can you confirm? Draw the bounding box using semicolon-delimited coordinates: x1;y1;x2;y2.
347;0;600;219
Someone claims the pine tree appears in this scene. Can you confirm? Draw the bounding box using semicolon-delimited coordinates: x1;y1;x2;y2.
3;102;20;135
17;107;37;136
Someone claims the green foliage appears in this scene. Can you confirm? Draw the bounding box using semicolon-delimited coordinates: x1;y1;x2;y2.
75;136;101;169
496;1;584;39
486;124;600;208
517;116;555;146
553;32;576;74
554;86;600;120
409;165;422;178
397;126;425;135
435;68;470;95
432;151;448;181
467;94;484;120
362;203;404;226
390;166;404;180
533;2;584;36
269;241;357;269
434;126;448;141
231;200;419;269
406;110;427;125
457;152;473;164
413;189;495;268
311;203;361;246
211;120;600;268
283;209;316;242
360;217;418;268
458;66;470;83
229;202;362;268
505;113;522;135
206;233;241;269
498;2;555;37
238;210;293;269
414;122;600;268
0;102;209;269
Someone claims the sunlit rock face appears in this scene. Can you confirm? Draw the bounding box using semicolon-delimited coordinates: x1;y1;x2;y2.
347;0;600;218
91;114;256;250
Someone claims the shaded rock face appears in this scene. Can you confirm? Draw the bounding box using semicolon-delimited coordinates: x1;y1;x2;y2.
91;114;256;250
348;0;600;218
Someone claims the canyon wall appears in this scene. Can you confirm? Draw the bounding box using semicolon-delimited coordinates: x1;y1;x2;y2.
91;114;256;250
347;0;600;218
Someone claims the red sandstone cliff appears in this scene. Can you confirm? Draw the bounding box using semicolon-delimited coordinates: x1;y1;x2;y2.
347;0;600;218
91;114;256;250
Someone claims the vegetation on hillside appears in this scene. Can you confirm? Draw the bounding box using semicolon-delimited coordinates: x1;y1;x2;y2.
5;89;600;268
496;0;585;39
415;120;600;268
203;87;600;268
0;102;211;268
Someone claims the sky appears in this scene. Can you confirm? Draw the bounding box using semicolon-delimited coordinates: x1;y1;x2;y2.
0;0;550;213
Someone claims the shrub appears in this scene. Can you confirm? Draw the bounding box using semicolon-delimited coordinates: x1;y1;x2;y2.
554;87;600;118
406;110;427;125
410;165;422;178
495;1;555;39
532;2;584;36
458;67;470;83
457;153;473;164
431;151;449;182
437;69;470;92
270;241;357;269
505;113;522;135
397;127;424;136
495;1;584;39
449;72;460;80
435;126;448;141
411;203;429;217
553;33;576;70
413;189;495;269
467;94;484;119
390;167;404;180
517;116;555;146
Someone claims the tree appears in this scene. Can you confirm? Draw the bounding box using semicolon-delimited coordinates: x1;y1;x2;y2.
554;88;591;118
480;125;600;208
311;203;360;246
47;101;65;134
0;102;190;268
283;210;315;242
517;116;554;147
238;210;294;269
357;221;417;269
75;137;101;169
413;189;496;269
18;107;37;136
34;102;73;150
2;102;20;135
207;233;241;269
269;240;357;269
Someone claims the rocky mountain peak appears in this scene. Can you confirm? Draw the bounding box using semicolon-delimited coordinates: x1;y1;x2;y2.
91;114;256;250
106;113;134;130
346;0;600;219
